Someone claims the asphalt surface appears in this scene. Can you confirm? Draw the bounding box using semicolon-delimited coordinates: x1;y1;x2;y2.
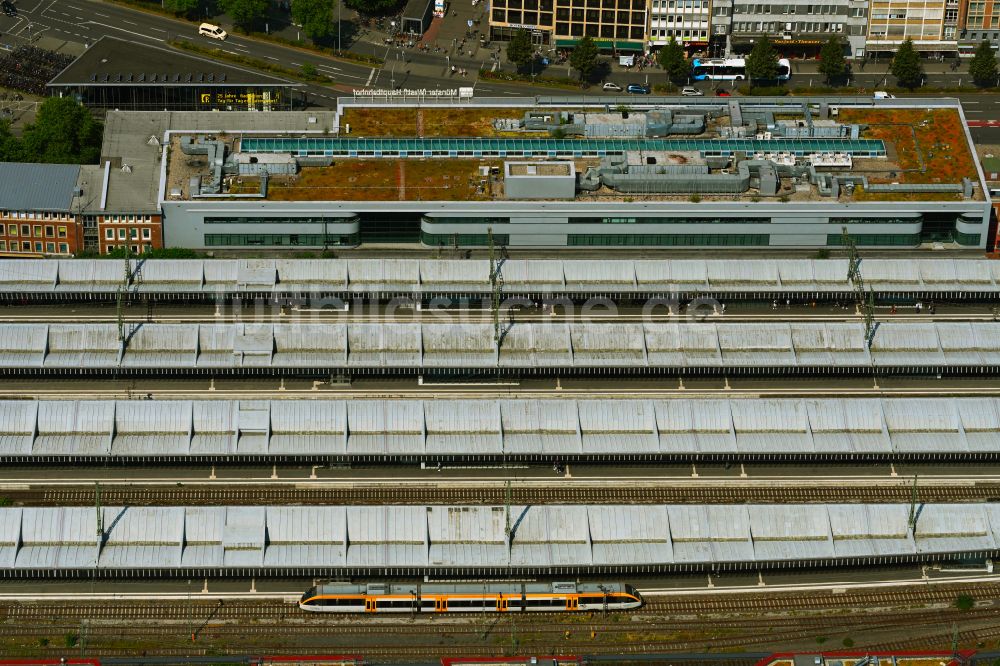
4;0;1000;123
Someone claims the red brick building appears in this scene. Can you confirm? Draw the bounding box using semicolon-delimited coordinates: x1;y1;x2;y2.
0;163;84;257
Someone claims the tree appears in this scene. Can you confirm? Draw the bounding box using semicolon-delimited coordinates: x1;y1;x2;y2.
219;0;269;31
969;40;999;87
745;35;779;82
162;0;199;17
890;38;924;89
19;97;102;165
292;0;335;41
506;28;533;72
343;0;402;13
0;119;20;162
569;35;600;82
818;36;847;84
657;36;689;86
955;594;975;611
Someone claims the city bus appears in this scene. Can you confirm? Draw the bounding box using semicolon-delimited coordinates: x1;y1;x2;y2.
691;57;791;81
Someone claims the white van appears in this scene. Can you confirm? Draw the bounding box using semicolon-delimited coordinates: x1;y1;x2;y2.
199;23;227;40
873;90;896;99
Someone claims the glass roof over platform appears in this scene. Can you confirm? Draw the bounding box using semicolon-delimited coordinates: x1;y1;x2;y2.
239;136;887;158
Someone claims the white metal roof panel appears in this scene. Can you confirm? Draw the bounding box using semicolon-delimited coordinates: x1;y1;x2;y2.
274;260;348;286
588;505;672;565
347;259;420;286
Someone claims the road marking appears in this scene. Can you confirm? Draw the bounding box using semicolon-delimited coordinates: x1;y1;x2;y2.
94;12;108;17
122;19;137;25
365;67;375;86
85;21;164;42
264;55;280;60
291;61;302;66
317;64;342;73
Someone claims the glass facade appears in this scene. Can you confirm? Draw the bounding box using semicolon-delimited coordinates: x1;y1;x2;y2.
955;231;983;246
826;233;920;246
568;216;764;225
205;216;355;225
423;216;509;225
831;216;921;225
569;233;770;246
204;233;358;247
422;232;510;246
359;212;422;243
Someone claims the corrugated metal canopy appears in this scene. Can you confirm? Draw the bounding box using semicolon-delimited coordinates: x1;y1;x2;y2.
0;163;80;212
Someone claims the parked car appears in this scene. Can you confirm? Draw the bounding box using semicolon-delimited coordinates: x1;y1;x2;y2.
681;86;703;96
715;88;732;97
602;82;622;92
873;90;896;99
199;23;228;40
1;1;16;16
626;83;650;94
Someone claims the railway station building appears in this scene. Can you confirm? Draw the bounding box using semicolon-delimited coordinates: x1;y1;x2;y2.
80;95;992;255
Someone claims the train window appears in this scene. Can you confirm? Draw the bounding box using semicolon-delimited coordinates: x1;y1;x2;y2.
577;596;607;605
421;599;437;609
379;599;417;609
506;599;523;608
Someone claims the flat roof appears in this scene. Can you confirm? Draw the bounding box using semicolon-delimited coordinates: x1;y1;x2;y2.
0;163;81;212
48;36;300;87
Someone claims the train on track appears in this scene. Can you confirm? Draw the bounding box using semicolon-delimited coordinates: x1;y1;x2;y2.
299;581;642;613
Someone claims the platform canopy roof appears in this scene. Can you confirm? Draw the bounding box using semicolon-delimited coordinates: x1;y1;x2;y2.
1;258;995;295
1;397;998;460
0;503;996;573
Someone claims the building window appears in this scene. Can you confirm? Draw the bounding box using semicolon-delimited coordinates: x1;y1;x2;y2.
45;242;55;253
21;241;29;251
118;229;126;240
58;226;67;238
44;226;54;237
130;228;138;240
130;245;139;254
0;241;5;251
34;242;42;252
58;243;69;253
142;228;151;240
33;225;41;237
20;225;29;236
105;229;114;240
0;224;4;235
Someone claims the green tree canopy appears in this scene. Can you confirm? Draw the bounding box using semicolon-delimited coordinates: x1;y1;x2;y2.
292;0;335;41
745;35;779;82
162;0;199;17
818;37;847;84
657;36;690;86
0;119;20;162
890;38;924;89
506;28;533;72
344;0;403;13
569;35;600;82
19;97;102;165
969;40;999;87
219;0;269;30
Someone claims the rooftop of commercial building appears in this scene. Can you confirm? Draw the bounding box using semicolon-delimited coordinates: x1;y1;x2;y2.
159;100;983;205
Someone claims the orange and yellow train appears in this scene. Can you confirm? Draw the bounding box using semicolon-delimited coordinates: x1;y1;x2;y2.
299;581;642;613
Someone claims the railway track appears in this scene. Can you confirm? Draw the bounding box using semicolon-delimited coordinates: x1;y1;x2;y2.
0;593;995;658
8;482;1000;506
